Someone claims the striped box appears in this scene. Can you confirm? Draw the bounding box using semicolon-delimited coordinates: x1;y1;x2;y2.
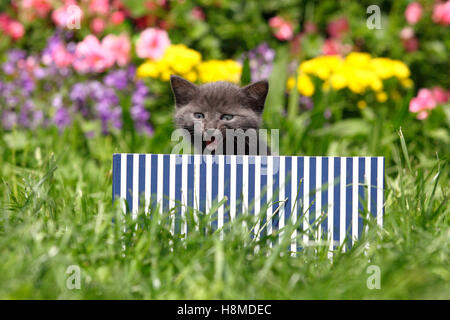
112;154;384;251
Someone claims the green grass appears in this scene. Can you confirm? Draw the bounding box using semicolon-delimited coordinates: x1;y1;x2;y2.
0;125;448;299
1;50;449;299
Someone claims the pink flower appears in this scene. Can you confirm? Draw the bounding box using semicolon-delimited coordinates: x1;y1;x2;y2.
409;88;437;119
431;86;449;104
191;6;206;21
136;28;170;60
0;14;25;40
0;13;10;30
400;26;414;40
51;44;74;68
400;27;419;52
91;17;106;34
326;17;349;38
432;1;450;25
416;111;428;120
73;35;114;73
321;38;351;56
102;34;131;67
269;16;294;41
405;2;423;25
7;21;25;40
22;0;53;18
322;38;340;55
111;11;126;25
52;2;82;27
89;0;110;15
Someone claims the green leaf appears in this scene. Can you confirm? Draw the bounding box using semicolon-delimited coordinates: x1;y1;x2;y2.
240;57;251;86
311;119;370;137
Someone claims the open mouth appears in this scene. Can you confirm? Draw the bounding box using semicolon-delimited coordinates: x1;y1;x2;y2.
206;136;215;146
205;135;220;152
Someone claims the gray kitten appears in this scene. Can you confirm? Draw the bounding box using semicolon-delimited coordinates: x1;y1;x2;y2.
170;75;270;155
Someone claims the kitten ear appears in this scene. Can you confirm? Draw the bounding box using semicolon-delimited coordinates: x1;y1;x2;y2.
241;80;269;112
170;75;198;107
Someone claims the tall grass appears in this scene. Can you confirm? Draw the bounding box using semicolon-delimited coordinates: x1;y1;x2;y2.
0;125;448;299
1;51;449;299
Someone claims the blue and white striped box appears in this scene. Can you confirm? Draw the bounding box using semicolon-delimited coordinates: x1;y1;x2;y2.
112;154;384;251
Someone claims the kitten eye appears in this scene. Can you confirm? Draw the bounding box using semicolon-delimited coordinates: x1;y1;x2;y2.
220;114;234;121
193;112;205;119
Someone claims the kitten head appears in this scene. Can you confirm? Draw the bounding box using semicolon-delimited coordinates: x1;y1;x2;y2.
170;75;269;153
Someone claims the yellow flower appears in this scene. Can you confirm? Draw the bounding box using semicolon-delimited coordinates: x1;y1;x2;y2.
297;73;314;96
376;92;388;103
185;71;197;83
357;100;367;109
290;52;410;97
163;44;202;75
299;59;317;74
329;72;347;90
370;77;383;92
136;44;202;81
370;58;395;79
315;64;331;80
392;61;410;79
136;61;159;78
286;77;296;91
348;81;364;94
345;52;372;67
160;70;171;81
197;60;242;83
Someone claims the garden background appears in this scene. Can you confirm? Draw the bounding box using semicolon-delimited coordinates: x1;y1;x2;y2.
0;0;449;299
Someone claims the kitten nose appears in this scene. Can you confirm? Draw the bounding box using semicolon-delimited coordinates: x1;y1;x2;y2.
205;121;218;130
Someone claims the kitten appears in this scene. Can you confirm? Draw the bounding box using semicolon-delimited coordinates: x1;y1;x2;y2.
170;75;270;155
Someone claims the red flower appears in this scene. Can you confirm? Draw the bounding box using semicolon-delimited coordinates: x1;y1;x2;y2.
326;17;349;38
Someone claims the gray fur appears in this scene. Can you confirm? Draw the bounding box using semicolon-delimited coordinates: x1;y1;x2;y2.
170;75;269;155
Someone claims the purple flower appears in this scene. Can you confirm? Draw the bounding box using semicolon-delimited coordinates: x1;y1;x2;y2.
30;110;44;129
34;67;47;79
132;81;149;105
129;81;153;136
110;107;123;129
2;111;18;130
242;43;276;82
19;109;31;127
105;70;129;90
7;50;26;63
53;107;72;129
20;75;35;95
0;42;153;137
2;62;16;75
70;83;88;102
52;94;63;109
95;100;112;117
6;96;19;108
126;65;137;81
131;105;150;121
299;96;314;110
